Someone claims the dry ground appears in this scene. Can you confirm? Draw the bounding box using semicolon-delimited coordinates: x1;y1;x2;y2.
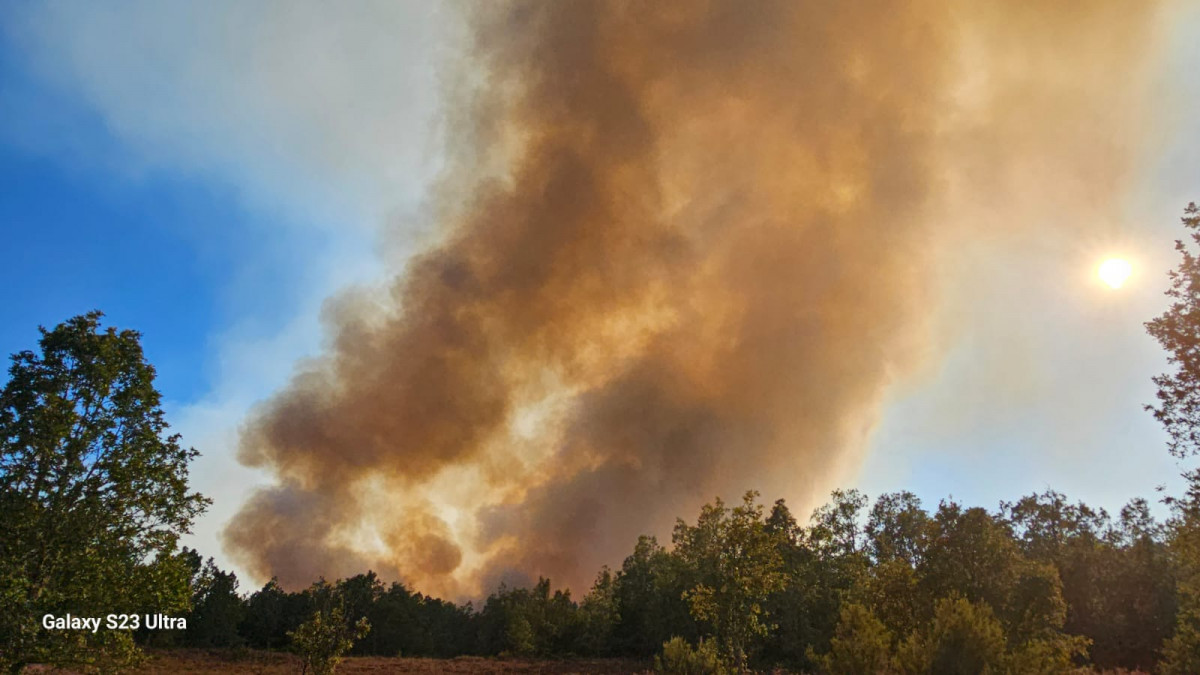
116;650;649;674
26;650;1154;674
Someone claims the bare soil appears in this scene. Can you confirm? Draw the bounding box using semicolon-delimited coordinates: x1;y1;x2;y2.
123;650;651;674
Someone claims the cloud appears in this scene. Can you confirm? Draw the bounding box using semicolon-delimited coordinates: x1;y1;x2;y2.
5;0;451;226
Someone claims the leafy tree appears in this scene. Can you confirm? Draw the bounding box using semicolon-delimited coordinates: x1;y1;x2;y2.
920;502;1021;621
760;499;817;668
181;549;245;648
673;491;786;671
240;578;307;650
1145;201;1200;670
1161;479;1200;674
577;567;619;655
866;491;929;567
358;580;423;657
760;494;867;670
612;535;696;656
289;605;370;675
0;312;209;672
809;602;893;675
809;489;869;560
1146;202;1200;460
476;578;579;656
864;558;922;644
895;594;1006;675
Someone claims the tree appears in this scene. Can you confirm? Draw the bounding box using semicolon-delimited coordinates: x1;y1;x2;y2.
673;491;786;672
919;501;1021;620
475;578;579;657
1161;478;1200;674
577;567;619;655
1146;202;1200;460
612;535;696;656
1145;202;1200;670
181;549;245;648
866;491;929;567
809;602;893;675
289;605;370;675
0;312;209;672
895;595;1006;675
760;493;871;671
240;578;305;650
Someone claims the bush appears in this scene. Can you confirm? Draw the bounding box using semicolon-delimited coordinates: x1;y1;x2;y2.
895;595;1005;675
289;606;370;675
654;636;725;675
809;603;894;675
1007;635;1090;675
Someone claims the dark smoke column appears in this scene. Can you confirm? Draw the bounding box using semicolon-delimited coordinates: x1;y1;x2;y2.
224;0;1167;597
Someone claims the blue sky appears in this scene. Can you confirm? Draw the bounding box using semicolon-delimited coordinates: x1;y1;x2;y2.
1;2;1197;586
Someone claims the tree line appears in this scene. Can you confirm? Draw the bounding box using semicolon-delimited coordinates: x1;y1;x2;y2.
3;203;1200;672
161;485;1190;673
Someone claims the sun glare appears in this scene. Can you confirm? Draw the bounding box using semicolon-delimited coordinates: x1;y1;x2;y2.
1098;257;1132;289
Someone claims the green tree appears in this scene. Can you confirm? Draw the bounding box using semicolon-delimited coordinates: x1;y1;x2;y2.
577;567;619;655
240;578;307;650
673;491;786;672
867;491;929;567
476;578;579;656
760;493;870;671
613;535;696;656
1146;202;1200;460
1161;478;1200;674
289;605;370;675
919;502;1021;621
809;602;894;675
181;550;245;648
895;595;1006;675
0;312;209;672
1145;202;1200;671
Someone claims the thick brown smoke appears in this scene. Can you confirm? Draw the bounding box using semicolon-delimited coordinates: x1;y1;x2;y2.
224;0;1169;597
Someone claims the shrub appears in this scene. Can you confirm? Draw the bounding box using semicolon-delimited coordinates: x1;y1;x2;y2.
809;603;894;675
289;606;370;675
654;636;725;675
895;595;1005;675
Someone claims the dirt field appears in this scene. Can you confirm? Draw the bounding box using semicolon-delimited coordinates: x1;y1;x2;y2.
25;650;1153;674
117;650;652;674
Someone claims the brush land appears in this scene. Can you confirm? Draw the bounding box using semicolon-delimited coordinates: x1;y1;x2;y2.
24;650;650;674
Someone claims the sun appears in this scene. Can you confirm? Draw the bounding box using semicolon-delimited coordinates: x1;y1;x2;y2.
1097;257;1132;289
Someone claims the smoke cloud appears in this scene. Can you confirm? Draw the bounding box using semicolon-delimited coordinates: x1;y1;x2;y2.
224;0;1170;597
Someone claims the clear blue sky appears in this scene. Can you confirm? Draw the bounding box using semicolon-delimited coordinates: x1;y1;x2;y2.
2;2;1197;586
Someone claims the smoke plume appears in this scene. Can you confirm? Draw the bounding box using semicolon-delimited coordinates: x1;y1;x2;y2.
224;0;1169;597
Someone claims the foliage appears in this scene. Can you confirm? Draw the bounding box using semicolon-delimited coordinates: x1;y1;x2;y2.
653;636;725;675
612;535;696;656
867;491;929;567
808;602;893;675
105;485;1184;673
1160;476;1200;674
0;312;208;672
476;578;579;656
1145;202;1200;674
288;604;370;675
577;567;619;655
673;491;786;671
179;548;245;648
894;594;1006;675
1145;202;1200;459
761;494;868;671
